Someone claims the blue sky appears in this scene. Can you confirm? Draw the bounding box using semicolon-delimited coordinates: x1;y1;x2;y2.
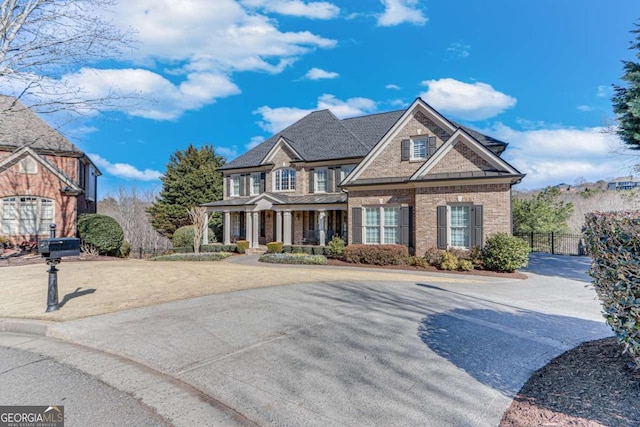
26;0;640;197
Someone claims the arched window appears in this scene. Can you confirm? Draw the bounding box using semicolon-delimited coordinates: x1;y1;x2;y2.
273;168;296;191
1;197;54;236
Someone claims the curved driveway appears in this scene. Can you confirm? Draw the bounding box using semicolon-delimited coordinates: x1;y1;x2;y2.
20;253;609;426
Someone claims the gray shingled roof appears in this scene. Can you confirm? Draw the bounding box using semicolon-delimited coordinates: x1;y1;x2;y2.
221;103;508;171
0;95;83;155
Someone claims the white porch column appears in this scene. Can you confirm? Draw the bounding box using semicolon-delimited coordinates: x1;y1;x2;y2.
202;212;209;244
223;211;231;245
283;211;292;246
276;211;283;242
245;210;253;248
252;211;260;248
318;210;326;246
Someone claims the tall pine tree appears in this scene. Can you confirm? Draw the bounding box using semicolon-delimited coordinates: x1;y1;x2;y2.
148;145;225;239
613;23;640;150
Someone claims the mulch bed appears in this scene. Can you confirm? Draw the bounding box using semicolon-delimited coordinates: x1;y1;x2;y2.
325;258;528;279
501;337;640;427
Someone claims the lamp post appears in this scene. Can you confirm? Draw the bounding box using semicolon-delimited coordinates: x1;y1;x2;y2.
46;224;60;312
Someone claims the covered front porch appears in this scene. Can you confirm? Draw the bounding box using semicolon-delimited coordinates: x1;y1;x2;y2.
203;193;347;249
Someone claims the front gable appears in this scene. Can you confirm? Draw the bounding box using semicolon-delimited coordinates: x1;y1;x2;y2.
261;137;302;168
0;147;81;192
344;98;457;184
411;129;520;180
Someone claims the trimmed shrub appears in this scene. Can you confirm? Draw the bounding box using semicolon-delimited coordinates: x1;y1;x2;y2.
424;247;445;266
344;244;409;266
282;245;292;253
408;255;428;268
236;240;249;254
311;246;324;255
292;246;304;254
222;244;237;252
119;240;131;258
77;214;124;256
150;252;232;261
448;248;471;260
172;247;194;253
267;241;283;253
439;252;459;270
583;211;640;368
469;246;485;270
302;246;313;254
327;236;346;258
259;253;327;265
482;233;531;272
458;259;473;271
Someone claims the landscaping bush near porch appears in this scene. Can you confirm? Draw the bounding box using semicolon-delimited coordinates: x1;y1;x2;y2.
583;211;640;368
259;253;327;265
344;244;408;265
150;252;233;261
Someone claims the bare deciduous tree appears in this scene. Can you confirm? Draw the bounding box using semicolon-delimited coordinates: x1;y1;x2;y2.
0;0;135;114
187;206;207;254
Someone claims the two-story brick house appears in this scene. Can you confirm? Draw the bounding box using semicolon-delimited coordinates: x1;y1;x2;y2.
204;98;523;255
0;95;100;244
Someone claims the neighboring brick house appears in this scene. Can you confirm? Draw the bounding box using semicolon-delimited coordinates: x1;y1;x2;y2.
204;98;524;255
0;95;100;244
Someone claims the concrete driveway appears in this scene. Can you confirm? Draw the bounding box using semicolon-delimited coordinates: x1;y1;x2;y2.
21;254;609;426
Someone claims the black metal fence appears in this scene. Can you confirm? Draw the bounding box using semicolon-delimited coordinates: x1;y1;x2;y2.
514;232;587;256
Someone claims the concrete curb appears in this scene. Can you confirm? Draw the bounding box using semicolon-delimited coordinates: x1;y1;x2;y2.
0;319;256;427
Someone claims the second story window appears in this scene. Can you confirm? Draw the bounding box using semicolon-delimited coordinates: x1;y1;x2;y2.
274;168;296;192
251;173;261;195
315;168;327;193
411;139;427;160
230;175;241;196
340;165;355;182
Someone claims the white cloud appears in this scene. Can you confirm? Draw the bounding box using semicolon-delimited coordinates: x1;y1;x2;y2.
489;123;625;189
246;136;265;150
304;67;339;80
241;0;340;19
255;93;377;133
386;84;401;90
577;105;594;112
389;99;408;107
377;0;427;27
597;85;611;98
217;146;239;160
89;153;163;181
420;78;517;121
447;42;471;58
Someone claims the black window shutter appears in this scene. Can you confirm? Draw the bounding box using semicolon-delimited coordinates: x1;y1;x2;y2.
437;205;448;249
260;172;266;193
309;168;315;193
428;136;437;157
239;175;245;196
472;205;483;248
226;176;231;197
401;139;410;161
244;174;250;196
400;206;411;247
328;168;335;193
352;207;362;244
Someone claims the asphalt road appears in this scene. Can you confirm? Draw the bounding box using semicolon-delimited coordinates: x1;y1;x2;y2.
0;342;169;427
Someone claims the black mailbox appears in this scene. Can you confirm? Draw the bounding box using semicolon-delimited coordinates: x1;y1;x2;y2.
39;238;80;259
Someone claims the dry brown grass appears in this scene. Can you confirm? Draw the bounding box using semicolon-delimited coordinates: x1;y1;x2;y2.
0;258;475;321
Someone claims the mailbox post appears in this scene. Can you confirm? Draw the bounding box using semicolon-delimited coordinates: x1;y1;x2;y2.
38;224;80;313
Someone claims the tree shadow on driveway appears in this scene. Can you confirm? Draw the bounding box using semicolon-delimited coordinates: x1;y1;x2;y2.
522;253;592;282
418;307;611;396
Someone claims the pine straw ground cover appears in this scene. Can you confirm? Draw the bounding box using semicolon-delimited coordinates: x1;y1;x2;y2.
501;337;640;427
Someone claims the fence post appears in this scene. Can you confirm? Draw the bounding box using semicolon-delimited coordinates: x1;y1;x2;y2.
139;247;143;259
530;232;533;250
551;232;555;255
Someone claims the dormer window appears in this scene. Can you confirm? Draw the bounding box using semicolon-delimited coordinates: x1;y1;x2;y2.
274;168;296;192
402;136;437;161
412;139;426;159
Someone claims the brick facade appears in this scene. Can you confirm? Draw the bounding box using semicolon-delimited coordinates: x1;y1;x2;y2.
429;141;493;174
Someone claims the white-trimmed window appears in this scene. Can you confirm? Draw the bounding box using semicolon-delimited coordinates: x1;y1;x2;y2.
363;206;400;244
449;205;470;248
274;168;296;192
19;157;37;174
229;175;241;197
250;173;261;195
340;165;355;182
315;168;328;193
1;197;54;235
232;213;241;237
411;139;427;160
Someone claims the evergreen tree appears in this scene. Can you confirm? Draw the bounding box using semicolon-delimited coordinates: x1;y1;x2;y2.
513;187;574;233
148;145;225;239
613;23;640;150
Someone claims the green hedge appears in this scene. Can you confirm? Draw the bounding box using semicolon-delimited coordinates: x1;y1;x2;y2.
175;244;237;253
150;252;232;261
482;233;530;272
77;214;124;256
259;253;327;265
266;241;283;253
344;244;409;265
583;211;640;368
